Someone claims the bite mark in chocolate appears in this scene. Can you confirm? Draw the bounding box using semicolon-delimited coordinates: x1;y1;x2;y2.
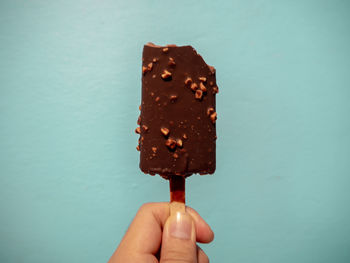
208;65;216;75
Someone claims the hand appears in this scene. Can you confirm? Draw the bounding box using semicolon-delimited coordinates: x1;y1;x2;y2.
108;202;214;263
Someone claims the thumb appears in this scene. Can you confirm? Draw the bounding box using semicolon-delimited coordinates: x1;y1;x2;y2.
160;211;197;263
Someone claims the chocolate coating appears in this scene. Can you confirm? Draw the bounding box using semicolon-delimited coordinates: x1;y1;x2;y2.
137;43;218;178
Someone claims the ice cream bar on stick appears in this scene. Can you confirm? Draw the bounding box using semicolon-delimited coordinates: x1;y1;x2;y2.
136;43;218;214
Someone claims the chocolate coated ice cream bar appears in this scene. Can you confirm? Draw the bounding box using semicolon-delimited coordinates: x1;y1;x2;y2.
136;43;218;179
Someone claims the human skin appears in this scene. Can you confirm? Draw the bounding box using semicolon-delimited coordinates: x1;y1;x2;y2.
108;202;214;263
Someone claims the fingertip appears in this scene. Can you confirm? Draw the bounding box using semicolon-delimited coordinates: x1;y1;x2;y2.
186;206;215;243
137;202;170;226
198;223;214;243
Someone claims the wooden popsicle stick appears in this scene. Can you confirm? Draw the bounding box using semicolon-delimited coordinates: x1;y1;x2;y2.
169;175;186;215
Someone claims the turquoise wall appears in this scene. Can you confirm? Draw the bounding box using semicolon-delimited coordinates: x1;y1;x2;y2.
1;0;349;262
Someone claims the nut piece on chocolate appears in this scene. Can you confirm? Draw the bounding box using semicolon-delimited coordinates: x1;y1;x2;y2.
207;107;214;116
142;66;148;75
199;82;207;93
170;95;177;102
210;112;217;123
195;89;203;100
176;138;183;148
161;127;170;136
168;57;176;66
165;138;177;150
138;43;218;178
185;77;192;86
198;77;207;82
161;70;172;80
190;83;198;92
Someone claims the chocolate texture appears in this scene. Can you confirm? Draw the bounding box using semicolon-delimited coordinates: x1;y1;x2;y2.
136;43;218;178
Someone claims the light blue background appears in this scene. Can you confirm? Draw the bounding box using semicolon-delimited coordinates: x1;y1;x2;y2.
1;0;350;262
